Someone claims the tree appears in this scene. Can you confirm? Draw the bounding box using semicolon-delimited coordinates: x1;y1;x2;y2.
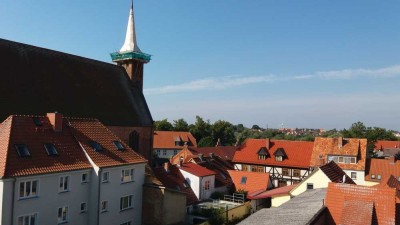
212;120;236;146
154;119;173;131
198;136;214;147
251;124;261;130
173;118;189;131
189;116;212;141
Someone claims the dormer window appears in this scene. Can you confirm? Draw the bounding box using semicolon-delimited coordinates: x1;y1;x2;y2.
44;143;59;156
257;147;269;160
274;148;287;162
275;156;283;161
327;155;356;164
113;141;125;150
89;141;103;151
15;144;31;157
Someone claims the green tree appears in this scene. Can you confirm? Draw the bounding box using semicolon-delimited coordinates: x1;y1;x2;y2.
251;124;261;130
154;119;173;131
212;120;236;146
173;118;189;131
198;136;214;147
189;116;212;141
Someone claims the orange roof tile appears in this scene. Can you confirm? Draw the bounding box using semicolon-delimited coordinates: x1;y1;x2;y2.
365;158;400;182
68;118;147;168
319;161;356;184
153;131;197;149
188;146;238;161
247;184;296;200
310;137;367;171
375;140;400;150
179;162;216;177
232;139;314;168
0;115;92;178
325;183;396;225
227;170;270;194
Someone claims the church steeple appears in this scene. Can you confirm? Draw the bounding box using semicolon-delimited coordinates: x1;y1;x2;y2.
111;0;151;92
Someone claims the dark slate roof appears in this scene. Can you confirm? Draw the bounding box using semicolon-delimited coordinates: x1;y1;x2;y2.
274;148;287;157
0;38;152;126
257;147;269;156
319;161;356;184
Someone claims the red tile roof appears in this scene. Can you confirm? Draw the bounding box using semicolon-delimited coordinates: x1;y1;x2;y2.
227;170;270;195
153;131;197;149
377;175;400;203
310;137;367;171
179;162;216;177
68;118;147;167
188;146;238;161
319;161;356;184
0;116;92;178
232;139;314;168
375;140;400;150
325;183;396;225
152;164;199;205
247;184;296;200
365;158;400;182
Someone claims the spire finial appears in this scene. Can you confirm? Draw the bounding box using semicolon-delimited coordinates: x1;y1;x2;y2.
120;0;141;52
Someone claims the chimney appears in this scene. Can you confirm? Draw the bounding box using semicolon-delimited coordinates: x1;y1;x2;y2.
215;138;221;147
179;156;184;167
389;156;396;164
338;137;343;148
47;112;63;132
163;162;170;173
198;154;203;162
266;138;270;150
209;153;214;159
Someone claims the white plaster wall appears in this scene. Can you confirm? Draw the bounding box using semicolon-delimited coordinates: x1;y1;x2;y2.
12;169;91;225
235;164;243;171
343;170;365;185
179;170;200;200
99;163;146;225
0;179;14;225
155;148;181;159
272;195;291;207
200;175;215;200
290;169;330;196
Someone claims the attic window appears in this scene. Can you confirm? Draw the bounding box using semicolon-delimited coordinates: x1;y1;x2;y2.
371;174;375;179
15;144;31;157
257;147;269;160
44;143;59;156
275;156;283;161
274;148;287;161
89;141;103;151
377;174;381;180
32;117;42;126
240;176;247;184
183;180;190;188
113;141;125;150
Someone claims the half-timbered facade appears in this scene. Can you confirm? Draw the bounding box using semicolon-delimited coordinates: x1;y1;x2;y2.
233;139;314;187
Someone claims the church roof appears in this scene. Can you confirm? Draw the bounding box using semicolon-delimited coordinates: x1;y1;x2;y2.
0;38;153;126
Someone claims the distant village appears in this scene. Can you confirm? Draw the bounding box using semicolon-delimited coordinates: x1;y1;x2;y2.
0;2;399;225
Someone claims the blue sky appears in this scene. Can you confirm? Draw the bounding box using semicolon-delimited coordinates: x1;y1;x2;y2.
1;1;400;130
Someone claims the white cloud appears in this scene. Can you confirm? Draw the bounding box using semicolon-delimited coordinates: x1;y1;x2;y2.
144;64;400;95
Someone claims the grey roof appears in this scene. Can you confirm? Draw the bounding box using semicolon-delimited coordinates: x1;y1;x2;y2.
239;188;327;225
0;38;153;126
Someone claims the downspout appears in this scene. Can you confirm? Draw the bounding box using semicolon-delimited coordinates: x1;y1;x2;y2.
11;178;16;225
96;168;102;225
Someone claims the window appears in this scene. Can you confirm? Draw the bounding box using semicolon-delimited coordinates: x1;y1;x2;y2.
101;201;108;212
278;180;287;187
251;166;257;172
328;155;356;164
80;202;87;213
89;141;103;151
59;176;69;192
156;150;160;155
175;141;181;146
307;183;314;190
19;180;38;199
258;155;266;160
163;150;167;156
44;143;58;156
120;195;134;211
327;155;337;163
256;166;264;173
121;169;135;183
113;141;125;150
57;206;68;223
350;157;356;164
241;165;249;172
240;176;247;184
282;168;290;176
275;156;283;161
293;169;301;177
371;174;376;179
81;173;88;183
173;150;178;155
15;144;31;157
120;222;132;225
32;117;42;126
18;213;37;225
102;172;109;183
377;174;382;180
338;156;344;163
351;172;357;180
204;180;210;190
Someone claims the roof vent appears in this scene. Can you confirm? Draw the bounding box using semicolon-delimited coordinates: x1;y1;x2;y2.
47;112;63;132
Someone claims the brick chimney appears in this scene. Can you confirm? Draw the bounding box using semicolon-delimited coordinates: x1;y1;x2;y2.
266;138;270;150
389;156;396;164
338;137;343;148
47;112;63;132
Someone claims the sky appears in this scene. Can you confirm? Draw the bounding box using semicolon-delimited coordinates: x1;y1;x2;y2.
1;1;400;130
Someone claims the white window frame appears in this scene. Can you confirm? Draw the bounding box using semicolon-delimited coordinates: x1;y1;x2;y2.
163;150;167;156
204;180;210;190
102;172;109;183
351;172;357;180
57;206;68;224
17;212;38;225
121;169;135;183
275;156;283;161
173;150;178;155
59;176;70;192
120;195;134;211
80;202;87;213
81;173;89;183
100;200;108;213
19;180;39;199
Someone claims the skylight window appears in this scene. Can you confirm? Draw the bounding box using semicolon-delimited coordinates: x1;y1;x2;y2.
44;143;59;156
113;141;125;150
240;176;247;184
15;144;31;157
89;141;103;151
32;117;42;126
